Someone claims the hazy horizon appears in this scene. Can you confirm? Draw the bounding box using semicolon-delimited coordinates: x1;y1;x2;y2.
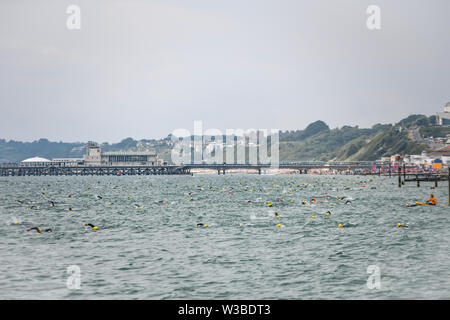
1;0;449;143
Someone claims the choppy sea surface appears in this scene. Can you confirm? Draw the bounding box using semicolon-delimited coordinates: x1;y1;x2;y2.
0;174;449;300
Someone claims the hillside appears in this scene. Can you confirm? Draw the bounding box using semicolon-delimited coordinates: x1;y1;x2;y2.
333;127;427;161
0;115;446;163
278;115;442;161
279;123;393;161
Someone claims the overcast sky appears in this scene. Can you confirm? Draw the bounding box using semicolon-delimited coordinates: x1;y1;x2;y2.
0;0;449;143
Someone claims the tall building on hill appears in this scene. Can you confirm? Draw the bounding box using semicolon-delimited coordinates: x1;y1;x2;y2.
436;102;450;125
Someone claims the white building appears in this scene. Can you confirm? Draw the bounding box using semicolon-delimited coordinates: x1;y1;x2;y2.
84;141;161;166
21;157;51;167
436;102;450;125
51;158;84;166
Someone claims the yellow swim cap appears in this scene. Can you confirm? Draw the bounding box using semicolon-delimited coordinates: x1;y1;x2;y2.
397;223;402;227
268;204;273;207
203;224;208;227
338;224;343;228
93;226;99;230
312;216;315;218
276;224;282;228
13;221;19;225
36;232;41;235
290;200;294;203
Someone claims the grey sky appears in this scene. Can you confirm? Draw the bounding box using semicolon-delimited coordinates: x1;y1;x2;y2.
0;0;449;143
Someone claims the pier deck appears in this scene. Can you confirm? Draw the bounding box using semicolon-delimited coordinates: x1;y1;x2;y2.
0;165;190;176
0;161;403;176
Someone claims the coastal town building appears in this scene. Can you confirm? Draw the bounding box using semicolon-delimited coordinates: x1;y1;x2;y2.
20;156;83;167
436;102;450;126
400;152;450;168
84;141;161;166
51;158;84;166
428;145;450;157
20;157;52;167
19;142;162;167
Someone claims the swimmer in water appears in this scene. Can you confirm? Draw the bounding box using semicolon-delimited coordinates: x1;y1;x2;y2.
247;200;253;204
48;201;55;207
274;212;280;218
397;223;408;228
84;223;99;230
196;223;208;228
26;227;52;233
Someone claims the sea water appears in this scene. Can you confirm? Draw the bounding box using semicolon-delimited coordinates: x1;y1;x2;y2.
0;174;449;299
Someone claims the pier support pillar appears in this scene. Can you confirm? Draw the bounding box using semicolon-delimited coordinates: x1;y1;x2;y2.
448;171;450;206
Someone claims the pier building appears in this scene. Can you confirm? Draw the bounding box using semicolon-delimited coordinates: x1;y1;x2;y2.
84;141;161;166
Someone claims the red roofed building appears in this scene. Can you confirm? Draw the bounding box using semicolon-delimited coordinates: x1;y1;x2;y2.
429;145;450;157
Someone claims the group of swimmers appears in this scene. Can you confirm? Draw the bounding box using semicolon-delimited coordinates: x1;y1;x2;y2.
13;221;99;234
10;178;439;235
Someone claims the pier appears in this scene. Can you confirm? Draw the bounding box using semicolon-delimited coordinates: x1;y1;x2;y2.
0;161;395;176
182;162;385;175
404;173;449;187
0;165;191;176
